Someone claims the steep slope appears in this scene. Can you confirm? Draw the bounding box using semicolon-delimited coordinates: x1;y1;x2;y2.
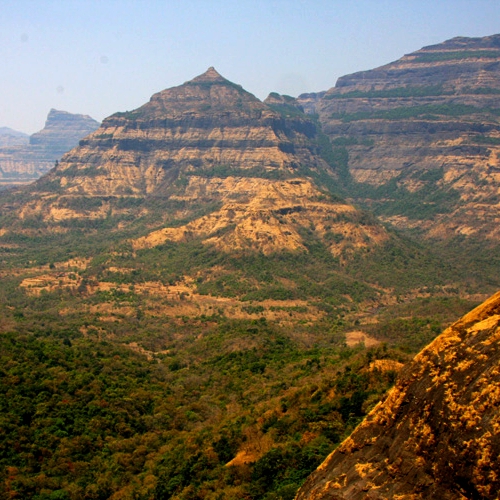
39;67;325;198
0;68;474;333
0;109;99;186
29;109;100;153
296;290;500;499
301;34;500;240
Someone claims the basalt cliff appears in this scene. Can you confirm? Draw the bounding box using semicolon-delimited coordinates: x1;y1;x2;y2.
296;290;500;499
0;109;99;186
300;34;500;241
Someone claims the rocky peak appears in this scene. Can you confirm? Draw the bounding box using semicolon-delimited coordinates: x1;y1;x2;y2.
30;109;100;147
296;91;326;115
331;34;500;93
0;109;99;186
45;69;325;200
264;92;305;114
14;70;388;261
419;33;500;51
42;108;97;128
124;67;263;120
188;66;228;84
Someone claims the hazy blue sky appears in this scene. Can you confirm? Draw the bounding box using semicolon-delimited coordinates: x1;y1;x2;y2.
2;0;500;133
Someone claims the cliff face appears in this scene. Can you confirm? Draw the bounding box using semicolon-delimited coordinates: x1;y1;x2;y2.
0;110;99;186
16;68;387;256
301;35;500;240
296;290;500;499
29;109;100;151
43;68;324;197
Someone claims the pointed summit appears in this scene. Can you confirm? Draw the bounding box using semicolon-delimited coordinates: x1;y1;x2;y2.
19;65;388;259
128;66;258;118
189;66;227;84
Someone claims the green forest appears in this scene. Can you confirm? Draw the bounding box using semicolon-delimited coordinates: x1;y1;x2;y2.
0;204;483;499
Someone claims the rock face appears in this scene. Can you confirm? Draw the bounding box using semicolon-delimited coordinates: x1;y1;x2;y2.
45;68;325;197
300;35;500;240
132;176;387;256
29;109;100;152
0;110;99;186
296;290;500;499
19;68;387;256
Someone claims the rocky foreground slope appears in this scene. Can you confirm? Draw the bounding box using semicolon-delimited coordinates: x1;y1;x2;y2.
296;290;500;499
0;109;99;186
300;34;500;241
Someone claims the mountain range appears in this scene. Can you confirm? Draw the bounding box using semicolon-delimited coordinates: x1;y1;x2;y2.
297;34;500;242
0;34;499;499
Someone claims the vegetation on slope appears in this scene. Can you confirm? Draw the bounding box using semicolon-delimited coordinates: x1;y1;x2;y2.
0;200;482;499
1;298;410;499
0;114;494;500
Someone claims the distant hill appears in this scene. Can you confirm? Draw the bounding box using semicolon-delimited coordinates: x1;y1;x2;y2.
0;109;99;186
0;127;29;147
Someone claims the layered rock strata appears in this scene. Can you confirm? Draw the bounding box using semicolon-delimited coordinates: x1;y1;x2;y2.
42;68;325;197
299;35;500;240
0;110;99;185
16;68;388;256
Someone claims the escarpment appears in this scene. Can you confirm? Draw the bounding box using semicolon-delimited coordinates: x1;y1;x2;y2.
296;290;500;499
299;34;500;241
0;109;99;186
43;67;324;198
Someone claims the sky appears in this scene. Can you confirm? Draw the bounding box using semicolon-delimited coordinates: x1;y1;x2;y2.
2;0;500;134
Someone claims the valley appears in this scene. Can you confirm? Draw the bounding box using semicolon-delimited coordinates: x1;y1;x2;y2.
1;36;499;500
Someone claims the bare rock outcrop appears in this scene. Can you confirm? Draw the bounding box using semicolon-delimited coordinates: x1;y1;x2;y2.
296;290;500;499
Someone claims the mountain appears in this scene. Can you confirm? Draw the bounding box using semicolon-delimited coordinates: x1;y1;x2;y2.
296;290;500;499
44;67;324;198
29;109;100;153
0;68;492;326
0;68;458;500
0;109;100;186
0;127;29;148
299;34;500;241
11;67;390;260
